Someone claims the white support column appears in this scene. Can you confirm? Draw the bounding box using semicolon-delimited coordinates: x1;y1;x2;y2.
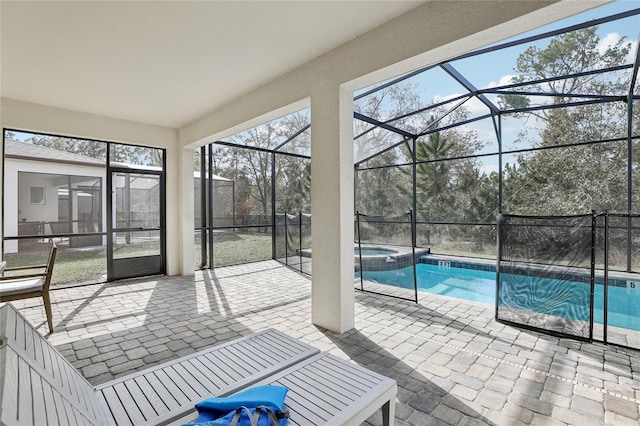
178;146;195;276
310;84;355;333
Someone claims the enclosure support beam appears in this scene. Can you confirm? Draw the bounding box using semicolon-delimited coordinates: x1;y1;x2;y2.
311;85;355;333
271;152;277;260
412;137;417;248
495;114;503;213
627;92;633;272
207;145;214;269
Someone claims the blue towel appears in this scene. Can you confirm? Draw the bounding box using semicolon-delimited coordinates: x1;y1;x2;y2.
186;385;288;425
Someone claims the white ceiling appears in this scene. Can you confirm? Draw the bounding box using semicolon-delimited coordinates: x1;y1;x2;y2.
1;1;424;129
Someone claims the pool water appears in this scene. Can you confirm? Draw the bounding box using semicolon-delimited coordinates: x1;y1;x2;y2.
359;263;640;332
355;247;398;256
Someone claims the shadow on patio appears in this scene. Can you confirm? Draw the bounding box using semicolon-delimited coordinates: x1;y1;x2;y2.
7;260;640;425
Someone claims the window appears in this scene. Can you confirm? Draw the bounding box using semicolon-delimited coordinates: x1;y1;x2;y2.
29;186;45;204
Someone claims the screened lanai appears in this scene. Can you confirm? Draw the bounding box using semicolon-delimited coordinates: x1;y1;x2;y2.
196;6;640;348
4;3;640;424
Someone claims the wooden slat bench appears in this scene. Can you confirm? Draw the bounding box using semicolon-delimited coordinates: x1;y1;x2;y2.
172;352;397;426
0;304;319;425
1;303;397;425
251;352;396;426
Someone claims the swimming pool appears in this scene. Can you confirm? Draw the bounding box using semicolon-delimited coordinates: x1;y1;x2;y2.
359;263;640;332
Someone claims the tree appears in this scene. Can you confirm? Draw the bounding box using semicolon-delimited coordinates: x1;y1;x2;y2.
276;158;311;213
354;83;423;166
498;26;633;215
274;114;311;213
210;111;312;221
22;133;163;167
499;26;630;112
354;82;426;216
413;130;455;221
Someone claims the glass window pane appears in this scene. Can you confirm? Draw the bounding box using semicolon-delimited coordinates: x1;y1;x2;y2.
13;172;103;238
110;143;163;168
113;231;160;258
114;173;160;229
7;131;106;161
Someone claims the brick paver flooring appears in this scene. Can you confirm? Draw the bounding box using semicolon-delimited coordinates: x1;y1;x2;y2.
8;260;640;425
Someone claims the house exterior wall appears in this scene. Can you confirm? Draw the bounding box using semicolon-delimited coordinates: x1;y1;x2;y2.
3;157;106;253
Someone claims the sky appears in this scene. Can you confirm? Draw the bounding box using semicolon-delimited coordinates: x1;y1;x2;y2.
354;0;640;173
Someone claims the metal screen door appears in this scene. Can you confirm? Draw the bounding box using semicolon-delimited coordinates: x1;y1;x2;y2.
108;170;165;280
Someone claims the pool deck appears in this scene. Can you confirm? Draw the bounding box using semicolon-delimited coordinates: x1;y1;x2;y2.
7;260;640;425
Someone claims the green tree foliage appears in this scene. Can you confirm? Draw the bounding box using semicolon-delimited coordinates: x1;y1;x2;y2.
499;26;634;215
24;133;106;160
499;27;630;110
413;130;455;221
22;133;163;167
276;158;310;213
354;83;424;216
210;111;311;219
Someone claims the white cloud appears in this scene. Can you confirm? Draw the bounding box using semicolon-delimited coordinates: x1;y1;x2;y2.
484;74;516;89
480;164;499;176
598;32;624;55
433;93;491;115
598;32;636;64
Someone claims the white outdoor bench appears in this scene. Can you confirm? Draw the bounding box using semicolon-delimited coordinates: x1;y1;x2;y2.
0;303;396;425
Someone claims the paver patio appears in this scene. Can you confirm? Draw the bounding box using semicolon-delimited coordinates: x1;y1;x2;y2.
6;260;640;425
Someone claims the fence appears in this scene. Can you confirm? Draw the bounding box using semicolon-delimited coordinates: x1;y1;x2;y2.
355;211;418;303
497;212;640;350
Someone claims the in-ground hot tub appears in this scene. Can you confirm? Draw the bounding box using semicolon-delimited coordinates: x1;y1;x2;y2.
299;245;429;271
355;247;398;256
355;245;429;272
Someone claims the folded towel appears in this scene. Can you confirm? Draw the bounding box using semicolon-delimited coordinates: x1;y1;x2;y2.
187;385;288;424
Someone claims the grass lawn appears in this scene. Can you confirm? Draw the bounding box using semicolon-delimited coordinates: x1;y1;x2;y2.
4;245;106;286
3;232;275;287
197;232;273;267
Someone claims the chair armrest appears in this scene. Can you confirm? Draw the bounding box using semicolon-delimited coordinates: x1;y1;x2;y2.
4;265;47;272
0;272;47;280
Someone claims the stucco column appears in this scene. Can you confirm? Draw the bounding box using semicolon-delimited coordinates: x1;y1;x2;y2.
310;84;355;333
179;146;195;276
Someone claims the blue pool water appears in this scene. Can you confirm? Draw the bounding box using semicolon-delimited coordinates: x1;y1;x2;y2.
359;263;640;332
